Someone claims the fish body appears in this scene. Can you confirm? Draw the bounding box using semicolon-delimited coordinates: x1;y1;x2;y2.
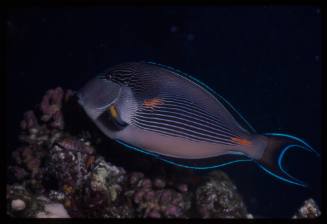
78;61;319;187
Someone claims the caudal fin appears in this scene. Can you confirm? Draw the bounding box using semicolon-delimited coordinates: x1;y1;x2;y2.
256;133;319;187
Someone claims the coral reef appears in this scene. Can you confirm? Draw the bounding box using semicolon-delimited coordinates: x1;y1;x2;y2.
292;198;321;219
8;87;73;195
78;157;133;218
36;203;70;218
8;86;318;218
195;171;248;218
125;172;192;218
6;184;69;218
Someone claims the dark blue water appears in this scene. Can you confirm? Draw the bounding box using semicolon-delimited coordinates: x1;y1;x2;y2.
5;6;322;218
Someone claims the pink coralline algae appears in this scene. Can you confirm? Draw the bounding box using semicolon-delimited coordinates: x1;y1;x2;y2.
125;172;191;218
39;87;73;129
7;87;320;218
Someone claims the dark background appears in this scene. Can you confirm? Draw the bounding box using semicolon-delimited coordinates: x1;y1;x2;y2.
5;6;322;218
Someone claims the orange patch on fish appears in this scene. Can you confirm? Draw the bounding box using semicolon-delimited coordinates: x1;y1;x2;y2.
143;98;164;110
231;137;252;146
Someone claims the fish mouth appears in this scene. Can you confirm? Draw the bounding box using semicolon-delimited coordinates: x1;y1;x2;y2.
77;77;122;120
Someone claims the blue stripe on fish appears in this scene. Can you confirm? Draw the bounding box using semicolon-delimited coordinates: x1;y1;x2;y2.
145;61;257;133
132;118;237;145
278;144;309;184
158;95;236;128
135;111;238;139
134;112;238;141
145;98;240;134
115;139;253;170
257;132;320;187
264;132;319;156
78;61;319;188
137;102;239;136
255;162;307;187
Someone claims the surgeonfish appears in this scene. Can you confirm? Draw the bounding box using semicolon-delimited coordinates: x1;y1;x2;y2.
77;61;319;187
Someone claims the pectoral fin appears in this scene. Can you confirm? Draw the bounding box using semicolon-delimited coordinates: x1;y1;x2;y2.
97;104;128;131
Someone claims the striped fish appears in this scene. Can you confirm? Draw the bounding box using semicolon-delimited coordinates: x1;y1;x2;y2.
77;61;319;187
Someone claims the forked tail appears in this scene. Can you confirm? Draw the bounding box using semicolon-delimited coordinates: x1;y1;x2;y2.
256;133;320;187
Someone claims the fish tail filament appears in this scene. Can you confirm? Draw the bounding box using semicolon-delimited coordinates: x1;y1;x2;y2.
256;133;319;187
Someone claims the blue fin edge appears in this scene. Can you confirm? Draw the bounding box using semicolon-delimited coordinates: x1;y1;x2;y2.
115;139;252;170
278;144;308;186
264;132;320;157
258;132;320;187
256;161;307;187
257;143;308;187
144;61;256;133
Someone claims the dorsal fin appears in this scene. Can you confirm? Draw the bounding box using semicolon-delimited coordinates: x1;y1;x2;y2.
144;61;257;134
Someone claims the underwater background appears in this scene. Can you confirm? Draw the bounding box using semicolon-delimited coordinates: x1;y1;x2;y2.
5;6;321;218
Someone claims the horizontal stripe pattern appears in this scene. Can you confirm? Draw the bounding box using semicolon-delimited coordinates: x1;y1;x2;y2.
135;110;238;139
159;95;237;129
103;62;245;146
133;119;237;145
131;96;242;145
